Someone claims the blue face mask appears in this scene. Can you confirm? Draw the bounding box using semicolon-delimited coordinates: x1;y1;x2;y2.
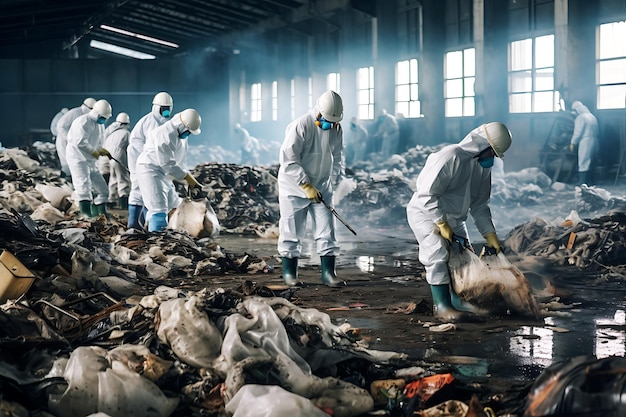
179;130;190;139
478;156;495;168
317;117;334;130
160;107;171;118
97;116;107;125
350;123;356;130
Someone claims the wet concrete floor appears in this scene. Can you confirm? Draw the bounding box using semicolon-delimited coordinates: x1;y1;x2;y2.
214;223;626;397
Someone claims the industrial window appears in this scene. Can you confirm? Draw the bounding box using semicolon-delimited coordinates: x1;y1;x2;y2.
508;34;559;113
327;73;340;93
271;81;278;121
290;79;295;120
396;58;421;118
357;66;375;120
250;83;262;122
444;49;475;117
597;20;626;109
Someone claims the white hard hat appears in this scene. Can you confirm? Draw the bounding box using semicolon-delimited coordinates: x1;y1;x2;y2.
317;90;343;122
377;108;388;118
93;99;112;119
116;112;130;124
483;122;512;158
179;108;202;135
83;97;96;109
350;116;358;124
153;91;173;107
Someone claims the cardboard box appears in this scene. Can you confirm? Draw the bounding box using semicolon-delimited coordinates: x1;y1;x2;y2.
0;250;35;303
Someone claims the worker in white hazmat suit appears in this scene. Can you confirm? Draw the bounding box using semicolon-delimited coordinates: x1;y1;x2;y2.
277;90;346;288
66;99;113;217
346;116;369;164
56;98;96;177
234;123;261;165
50;107;68;141
136;108;202;232
103;112;131;210
569;100;599;185
127;91;173;230
406;122;512;321
373;108;400;157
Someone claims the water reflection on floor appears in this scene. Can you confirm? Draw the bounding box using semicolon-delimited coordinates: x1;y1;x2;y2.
215;224;626;382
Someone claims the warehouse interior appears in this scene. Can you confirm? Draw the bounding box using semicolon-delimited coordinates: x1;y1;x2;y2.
2;1;626;416
1;0;625;175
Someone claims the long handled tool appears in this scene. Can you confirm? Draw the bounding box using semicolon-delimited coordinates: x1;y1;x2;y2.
320;197;357;236
108;155;130;173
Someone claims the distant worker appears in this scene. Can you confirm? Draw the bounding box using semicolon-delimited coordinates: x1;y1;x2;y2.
373;108;400;157
127;91;173;230
346;117;368;165
50;107;68;141
103;112;131;210
136;109;202;232
66;99;113;218
277;90;346;288
56;97;96;177
406;122;512;321
569;100;599;185
234;123;260;165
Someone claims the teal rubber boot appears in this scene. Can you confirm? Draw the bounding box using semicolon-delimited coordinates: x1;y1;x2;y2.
94;203;108;218
282;257;299;286
430;284;468;322
127;204;142;229
119;196;129;210
78;200;92;217
321;256;343;288
450;287;484;315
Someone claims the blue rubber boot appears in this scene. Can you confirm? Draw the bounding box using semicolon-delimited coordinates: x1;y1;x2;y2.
148;212;168;232
430;284;468;322
321;255;343;288
281;257;299;286
127;204;142;229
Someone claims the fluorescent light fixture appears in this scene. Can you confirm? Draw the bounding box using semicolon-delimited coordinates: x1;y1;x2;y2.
90;40;156;59
100;24;179;48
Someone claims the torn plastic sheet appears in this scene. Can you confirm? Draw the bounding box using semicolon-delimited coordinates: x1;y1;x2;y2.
156;296;223;369
48;345;179;417
225;384;330;417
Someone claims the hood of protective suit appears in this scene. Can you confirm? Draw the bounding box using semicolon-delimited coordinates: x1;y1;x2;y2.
572;101;590;115
151;104;170;124
457;125;494;157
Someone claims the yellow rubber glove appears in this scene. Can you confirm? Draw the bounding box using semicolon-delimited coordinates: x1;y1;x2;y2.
300;183;322;202
184;172;200;188
92;149;100;158
484;232;501;254
569;143;575;152
99;148;111;158
436;221;454;242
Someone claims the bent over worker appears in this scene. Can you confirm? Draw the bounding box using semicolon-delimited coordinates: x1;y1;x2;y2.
277;90;346;288
66;99;113;217
406;122;512;321
136;109;202;232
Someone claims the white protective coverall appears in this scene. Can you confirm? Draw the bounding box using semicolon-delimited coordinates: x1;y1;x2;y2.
235;124;260;165
347;122;369;164
50;108;66;139
103;121;131;200
135;118;188;223
277;108;344;258
56;104;91;176
374;111;400;157
570;101;599;173
66;112;109;205
406;125;498;285
128;105;170;206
